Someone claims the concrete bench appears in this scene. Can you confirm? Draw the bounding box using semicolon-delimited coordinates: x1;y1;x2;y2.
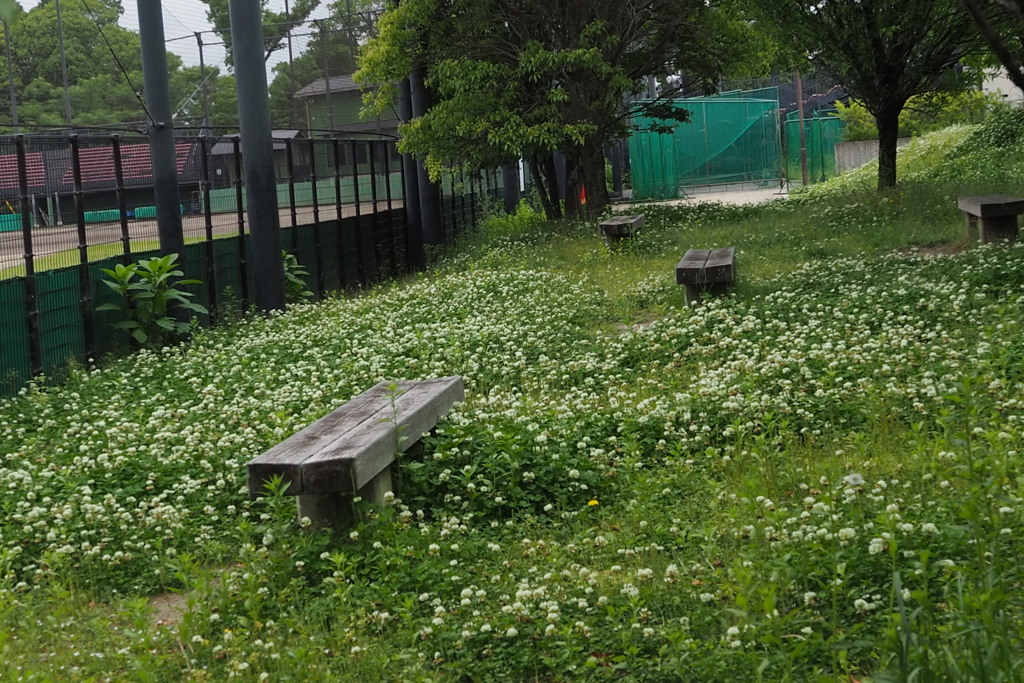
676;247;736;305
246;376;464;526
957;195;1024;244
600;214;644;245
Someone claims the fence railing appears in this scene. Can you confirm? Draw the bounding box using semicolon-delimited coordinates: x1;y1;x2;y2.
0;132;501;397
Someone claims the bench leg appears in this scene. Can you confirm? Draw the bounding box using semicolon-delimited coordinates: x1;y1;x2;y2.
979;216;1019;244
964;213;978;242
684;284;702;306
295;467;394;528
297;492;350;527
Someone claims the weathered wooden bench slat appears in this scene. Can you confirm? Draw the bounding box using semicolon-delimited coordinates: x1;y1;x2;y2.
301;378;465;495
246;376;464;498
675;246;736;305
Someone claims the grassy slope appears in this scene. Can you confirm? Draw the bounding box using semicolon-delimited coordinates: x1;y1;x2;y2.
2;115;1024;681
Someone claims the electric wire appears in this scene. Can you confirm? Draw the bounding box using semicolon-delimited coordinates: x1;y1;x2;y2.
76;0;155;126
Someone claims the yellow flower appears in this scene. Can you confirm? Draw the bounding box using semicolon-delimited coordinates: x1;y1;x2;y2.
588;499;599;507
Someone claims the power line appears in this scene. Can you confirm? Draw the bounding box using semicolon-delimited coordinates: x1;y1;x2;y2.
77;0;154;125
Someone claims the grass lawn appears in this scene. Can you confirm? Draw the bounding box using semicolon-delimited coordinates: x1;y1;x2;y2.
2;115;1024;681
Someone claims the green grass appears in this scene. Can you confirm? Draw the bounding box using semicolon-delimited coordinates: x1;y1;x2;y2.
1;118;1024;681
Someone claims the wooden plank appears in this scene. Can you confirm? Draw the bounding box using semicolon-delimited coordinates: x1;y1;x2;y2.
958;195;1024;218
702;246;736;284
246;376;464;496
675;249;710;285
246;382;395;496
300;377;464;494
600;214;644;236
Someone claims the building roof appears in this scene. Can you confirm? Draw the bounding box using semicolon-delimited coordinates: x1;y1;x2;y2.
209;130;312;156
294;75;361;99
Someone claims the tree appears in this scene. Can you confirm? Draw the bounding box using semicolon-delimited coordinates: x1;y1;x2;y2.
748;0;982;189
358;0;737;219
961;0;1024;92
200;0;320;67
0;0;239;133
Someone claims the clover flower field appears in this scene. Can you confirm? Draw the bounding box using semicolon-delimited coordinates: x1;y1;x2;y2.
1;195;1024;679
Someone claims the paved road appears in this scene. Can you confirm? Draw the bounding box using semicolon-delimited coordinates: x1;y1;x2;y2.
0;200;404;271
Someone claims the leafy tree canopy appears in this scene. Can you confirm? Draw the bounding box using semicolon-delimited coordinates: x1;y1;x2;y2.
357;0;744;218
200;0;320;67
0;0;238;132
747;0;983;189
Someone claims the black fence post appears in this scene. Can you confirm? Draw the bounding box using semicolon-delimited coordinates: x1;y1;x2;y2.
232;136;249;308
16;135;42;377
350;140;366;285
469;169;477;228
332;138;347;289
285;137;298;251
111;135;132;263
70;135;95;362
382;142;398;276
198;135;218;319
368;140;382;278
310;140;323;298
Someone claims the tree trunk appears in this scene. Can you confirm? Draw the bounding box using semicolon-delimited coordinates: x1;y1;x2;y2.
875;105;902;190
579;141;610;216
529;154;562;220
564;142;611;219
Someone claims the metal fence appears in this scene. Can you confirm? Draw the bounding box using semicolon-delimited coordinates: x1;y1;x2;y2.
0;132;499;397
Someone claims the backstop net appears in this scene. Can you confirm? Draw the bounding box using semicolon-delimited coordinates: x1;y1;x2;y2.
628;89;783;200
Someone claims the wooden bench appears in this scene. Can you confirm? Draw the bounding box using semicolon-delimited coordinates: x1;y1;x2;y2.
246;376;465;526
600;214;644;245
675;247;736;305
958;195;1024;244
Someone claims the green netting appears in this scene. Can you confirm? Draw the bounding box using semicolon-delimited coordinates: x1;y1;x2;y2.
784;111;844;185
629;93;782;199
0;279;31;394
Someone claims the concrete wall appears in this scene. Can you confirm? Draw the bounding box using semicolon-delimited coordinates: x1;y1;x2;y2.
834;137;911;174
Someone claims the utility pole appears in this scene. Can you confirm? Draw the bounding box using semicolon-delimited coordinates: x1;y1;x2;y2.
285;0;298;128
3;20;18;134
795;71;809;186
56;0;72;127
229;0;286;311
137;0;185;260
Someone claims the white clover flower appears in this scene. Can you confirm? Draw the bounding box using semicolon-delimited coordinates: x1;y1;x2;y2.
844;473;865;487
921;522;938;534
868;537;886;555
803;591;817;606
505;626;518;638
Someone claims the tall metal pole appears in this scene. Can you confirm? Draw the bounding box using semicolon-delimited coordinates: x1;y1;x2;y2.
229;0;286;311
56;0;72;127
319;20;334;131
285;0;298;128
398;76;423;269
137;0;185;259
410;66;442;245
3;20;18;134
196;32;212;132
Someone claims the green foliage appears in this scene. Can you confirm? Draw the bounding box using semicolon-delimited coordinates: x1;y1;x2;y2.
837;90;1010;142
97;253;208;349
0;0;238;131
282;250;314;304
357;0;737;216
747;0;984;188
7;130;1024;678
